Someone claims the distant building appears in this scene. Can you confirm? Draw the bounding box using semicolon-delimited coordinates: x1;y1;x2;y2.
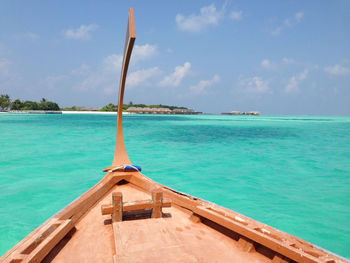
89;107;100;111
78;106;100;111
127;107;201;114
221;110;261;115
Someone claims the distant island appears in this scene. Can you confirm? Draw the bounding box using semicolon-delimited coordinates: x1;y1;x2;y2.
0;94;201;115
221;111;261;115
0;95;60;111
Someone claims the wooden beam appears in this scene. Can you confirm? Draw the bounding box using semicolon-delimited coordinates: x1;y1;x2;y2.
101;199;171;215
237;237;256;253
112;192;123;222
194;206;321;263
272;255;291;263
20;219;72;263
152;188;163;218
101;189;171;222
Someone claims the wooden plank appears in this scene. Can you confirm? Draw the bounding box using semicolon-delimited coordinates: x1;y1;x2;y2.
272;255;290;263
152;189;163;218
5;218;59;261
2;253;25;263
112;192;123;222
189;213;201;223
128;173;162;193
122;174;343;262
112;222;122;263
194;206;320;263
237;237;255;253
126;199;171;212
101;199;171;215
59;173;129;221
22;219;72;263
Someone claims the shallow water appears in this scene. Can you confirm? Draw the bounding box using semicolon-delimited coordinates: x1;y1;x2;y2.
0;113;349;258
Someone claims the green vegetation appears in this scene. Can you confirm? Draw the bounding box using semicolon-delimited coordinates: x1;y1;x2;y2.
0;95;60;111
0;94;11;111
0;94;188;112
11;98;60;111
99;103;120;112
60;106;78;111
148;104;187;110
99;101;188;112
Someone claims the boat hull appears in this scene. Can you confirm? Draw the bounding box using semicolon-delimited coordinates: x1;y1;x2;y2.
1;171;347;263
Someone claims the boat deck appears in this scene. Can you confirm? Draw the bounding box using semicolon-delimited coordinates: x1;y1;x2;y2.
2;172;346;263
43;183;269;263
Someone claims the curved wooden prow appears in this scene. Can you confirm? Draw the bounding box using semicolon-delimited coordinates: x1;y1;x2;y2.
111;8;136;168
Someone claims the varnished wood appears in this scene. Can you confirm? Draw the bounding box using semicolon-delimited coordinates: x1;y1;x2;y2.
112;8;136;167
151;188;163;218
2;173;346;263
101;199;171;214
101;189;171;222
237;237;256;253
4;219;72;263
112;192;123;222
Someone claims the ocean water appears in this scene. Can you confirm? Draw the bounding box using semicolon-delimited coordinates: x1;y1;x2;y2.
0;113;349;258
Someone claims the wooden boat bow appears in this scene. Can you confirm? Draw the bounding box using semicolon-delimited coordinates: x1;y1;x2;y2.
112;7;135;168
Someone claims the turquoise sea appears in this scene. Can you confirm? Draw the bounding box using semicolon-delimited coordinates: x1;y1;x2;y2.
0;113;349;258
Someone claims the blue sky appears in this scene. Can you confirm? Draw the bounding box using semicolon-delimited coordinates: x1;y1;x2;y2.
0;1;349;114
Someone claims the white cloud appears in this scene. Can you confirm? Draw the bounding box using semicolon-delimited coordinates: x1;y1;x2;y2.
43;75;68;90
0;57;23;94
101;44;157;70
0;44;5;55
285;69;308;93
25;32;39;40
126;67;160;88
230;10;243;20
61;55;119;93
159;62;191;87
176;4;224;32
324;64;350;76
65;24;98;40
75;55;121;92
71;64;90;75
189;74;220;94
0;58;11;75
15;32;39;40
45;43;158;95
261;59;276;70
76;71;107;92
271;11;304;36
238;76;270;94
0;44;10;57
103;54;123;72
0;58;14;85
271;27;283;36
295;12;304;23
0;58;11;88
132;44;157;62
282;57;296;64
